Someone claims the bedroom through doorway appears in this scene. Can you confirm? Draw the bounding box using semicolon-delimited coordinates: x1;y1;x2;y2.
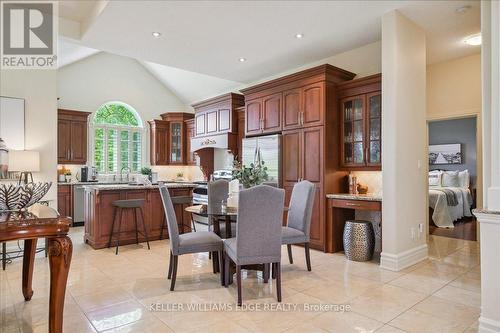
427;116;478;241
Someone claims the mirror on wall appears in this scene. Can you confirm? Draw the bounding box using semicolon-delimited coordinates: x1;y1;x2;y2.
0;96;25;179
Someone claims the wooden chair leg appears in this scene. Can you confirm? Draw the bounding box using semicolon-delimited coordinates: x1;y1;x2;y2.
272;263;276;279
139;207;151;250
170;255;178;291
115;208;123;255
224;252;230;288
134;209;139;245
275;262;282;302
168;251;173;279
108;207;117;248
263;263;269;283
287;244;293;264
212;251;218;274
305;243;311;271
219;251;224;286
236;265;242;306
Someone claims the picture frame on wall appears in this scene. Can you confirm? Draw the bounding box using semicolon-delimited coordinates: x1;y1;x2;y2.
429;143;462;165
0;96;26;180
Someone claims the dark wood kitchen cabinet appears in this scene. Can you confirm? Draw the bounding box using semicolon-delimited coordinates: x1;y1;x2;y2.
337;74;381;170
160;112;194;165
57;184;73;221
236;106;246;162
242;64;356;251
149;113;194;166
282;126;324;248
149;119;169;165
57;109;91;164
185;118;196;165
244;93;282;136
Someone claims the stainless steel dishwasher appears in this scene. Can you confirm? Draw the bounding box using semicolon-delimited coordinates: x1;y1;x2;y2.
73;185;85;224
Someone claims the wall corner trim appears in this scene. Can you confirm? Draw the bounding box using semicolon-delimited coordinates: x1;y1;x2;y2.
379;244;428;271
479;316;500;333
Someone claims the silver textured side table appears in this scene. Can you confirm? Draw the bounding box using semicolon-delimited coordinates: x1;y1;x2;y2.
343;220;375;261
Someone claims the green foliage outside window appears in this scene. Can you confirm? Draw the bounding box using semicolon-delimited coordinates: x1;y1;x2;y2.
93;103;142;173
94;104;139;126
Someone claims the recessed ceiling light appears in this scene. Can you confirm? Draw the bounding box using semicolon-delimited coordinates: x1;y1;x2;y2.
238;57;246;62
464;33;481;46
152;32;161;38
295;33;304;39
456;5;471;14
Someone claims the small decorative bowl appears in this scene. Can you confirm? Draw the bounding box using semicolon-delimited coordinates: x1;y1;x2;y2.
0;182;52;211
357;184;369;194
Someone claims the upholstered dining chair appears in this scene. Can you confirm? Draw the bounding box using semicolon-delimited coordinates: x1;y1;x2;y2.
224;185;285;306
208;179;236;238
158;182;224;291
282;180;315;271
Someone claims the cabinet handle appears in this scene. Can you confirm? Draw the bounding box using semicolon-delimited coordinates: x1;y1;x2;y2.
156;152;159;162
346;202;361;207
300;112;303;125
67;149;70;160
71;149;74;160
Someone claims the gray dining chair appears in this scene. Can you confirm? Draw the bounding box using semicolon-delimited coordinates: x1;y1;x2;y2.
158;182;224;291
282;180;315;271
208;180;236;238
224;185;285;306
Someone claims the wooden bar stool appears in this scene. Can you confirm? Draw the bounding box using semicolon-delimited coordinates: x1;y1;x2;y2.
108;199;151;255
160;195;194;239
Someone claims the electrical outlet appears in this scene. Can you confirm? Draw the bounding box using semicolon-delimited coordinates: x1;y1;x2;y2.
419;223;424;233
411;227;416;240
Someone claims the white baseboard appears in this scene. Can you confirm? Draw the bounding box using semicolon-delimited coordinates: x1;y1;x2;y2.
479;316;500;333
380;244;428;271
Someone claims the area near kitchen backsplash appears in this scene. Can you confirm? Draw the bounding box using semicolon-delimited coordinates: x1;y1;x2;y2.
351;171;382;196
57;164;205;183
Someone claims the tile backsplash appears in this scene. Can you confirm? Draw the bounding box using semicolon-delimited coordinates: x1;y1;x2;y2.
352;171;382;196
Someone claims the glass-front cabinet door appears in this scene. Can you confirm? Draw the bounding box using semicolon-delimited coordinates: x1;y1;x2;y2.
169;122;183;164
341;96;365;166
367;93;381;165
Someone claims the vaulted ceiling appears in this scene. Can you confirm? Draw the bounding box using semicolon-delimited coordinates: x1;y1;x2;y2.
57;0;481;103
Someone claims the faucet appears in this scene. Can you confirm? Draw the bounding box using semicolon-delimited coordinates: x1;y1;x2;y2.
120;166;131;182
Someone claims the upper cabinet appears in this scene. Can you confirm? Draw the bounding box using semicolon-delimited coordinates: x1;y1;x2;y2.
192;93;244;138
185;118;196;165
57;109;91;164
337;74;382;170
149;120;169;165
245;92;282;135
149;112;194;166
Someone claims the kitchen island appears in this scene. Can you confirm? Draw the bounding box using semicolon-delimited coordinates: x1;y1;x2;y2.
83;183;197;249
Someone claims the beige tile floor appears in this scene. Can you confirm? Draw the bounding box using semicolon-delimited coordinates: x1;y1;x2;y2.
0;228;481;333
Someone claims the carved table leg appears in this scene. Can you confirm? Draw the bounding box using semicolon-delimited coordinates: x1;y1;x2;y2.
48;236;73;333
22;238;37;301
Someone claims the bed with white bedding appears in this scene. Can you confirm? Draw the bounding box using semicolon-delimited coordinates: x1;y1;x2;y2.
428;170;473;228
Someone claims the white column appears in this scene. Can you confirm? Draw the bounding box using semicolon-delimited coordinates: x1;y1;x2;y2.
476;1;500;332
380;10;428;271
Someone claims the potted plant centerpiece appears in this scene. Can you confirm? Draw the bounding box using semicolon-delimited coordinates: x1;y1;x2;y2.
232;160;269;188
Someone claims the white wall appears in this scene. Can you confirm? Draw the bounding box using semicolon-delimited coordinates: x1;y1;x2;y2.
0;70;58;206
58;52;188;120
381;11;428;271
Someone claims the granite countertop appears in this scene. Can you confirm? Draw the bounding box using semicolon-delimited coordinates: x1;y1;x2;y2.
326;193;382;202
83;183;198;191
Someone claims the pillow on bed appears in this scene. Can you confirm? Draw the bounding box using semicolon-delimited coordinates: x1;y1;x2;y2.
458;170;470;188
428;171;442;186
442;171;460;187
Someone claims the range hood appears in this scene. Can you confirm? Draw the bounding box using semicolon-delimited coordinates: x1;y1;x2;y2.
190;133;237;152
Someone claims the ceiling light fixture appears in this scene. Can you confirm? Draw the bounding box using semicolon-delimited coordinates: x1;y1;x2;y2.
464;33;481;46
152;32;161;38
295;33;304;39
239;57;246;62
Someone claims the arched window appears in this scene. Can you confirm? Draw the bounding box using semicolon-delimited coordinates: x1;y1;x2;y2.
92;102;143;174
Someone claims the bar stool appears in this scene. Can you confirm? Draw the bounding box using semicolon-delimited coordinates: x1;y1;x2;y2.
160;196;194;240
108;199;151;255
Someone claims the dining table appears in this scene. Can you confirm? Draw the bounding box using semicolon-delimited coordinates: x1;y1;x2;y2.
0;204;73;333
185;203;288;283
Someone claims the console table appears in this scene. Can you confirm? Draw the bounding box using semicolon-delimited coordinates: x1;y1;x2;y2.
326;194;382;253
0;204;72;333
